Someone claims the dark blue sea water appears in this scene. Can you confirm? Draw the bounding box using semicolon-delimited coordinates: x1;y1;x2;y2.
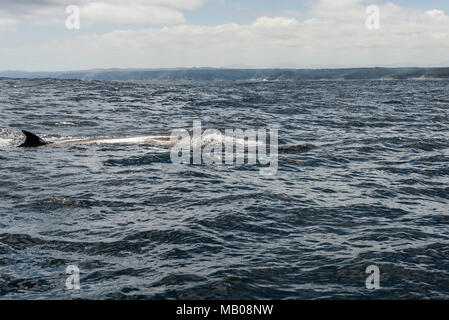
1;78;449;299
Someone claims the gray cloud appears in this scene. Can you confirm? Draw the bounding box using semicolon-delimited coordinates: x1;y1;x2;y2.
0;0;76;13
0;0;203;25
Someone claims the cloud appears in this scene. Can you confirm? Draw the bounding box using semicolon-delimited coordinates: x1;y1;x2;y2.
0;17;17;30
0;0;204;26
0;0;204;12
81;2;186;25
1;0;449;70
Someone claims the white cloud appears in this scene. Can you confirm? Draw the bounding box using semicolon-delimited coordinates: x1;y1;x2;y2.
81;2;186;25
79;0;204;25
0;0;204;26
252;17;299;28
0;18;16;30
426;9;445;16
1;0;449;70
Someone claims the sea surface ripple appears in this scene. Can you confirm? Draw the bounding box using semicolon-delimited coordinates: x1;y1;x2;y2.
0;78;449;299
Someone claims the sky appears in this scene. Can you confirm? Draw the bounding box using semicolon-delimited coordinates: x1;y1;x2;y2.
0;0;448;71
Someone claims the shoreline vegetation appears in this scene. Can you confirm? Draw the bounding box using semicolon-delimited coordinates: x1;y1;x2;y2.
1;67;449;81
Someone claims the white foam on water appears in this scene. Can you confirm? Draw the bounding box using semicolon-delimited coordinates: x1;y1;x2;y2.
56;121;77;126
191;133;261;145
0;138;11;147
0;128;22;148
191;132;266;149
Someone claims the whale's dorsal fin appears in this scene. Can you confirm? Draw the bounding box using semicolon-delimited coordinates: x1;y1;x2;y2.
18;130;49;147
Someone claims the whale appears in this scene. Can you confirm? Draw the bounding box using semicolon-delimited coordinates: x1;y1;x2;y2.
17;130;316;155
18;130;172;148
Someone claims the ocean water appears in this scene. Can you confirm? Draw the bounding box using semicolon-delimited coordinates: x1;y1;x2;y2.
0;78;449;299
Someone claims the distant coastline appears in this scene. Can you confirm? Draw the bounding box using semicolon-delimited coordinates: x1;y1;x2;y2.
1;67;449;81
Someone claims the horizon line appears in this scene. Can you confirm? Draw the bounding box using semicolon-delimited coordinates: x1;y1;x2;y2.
2;66;449;73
